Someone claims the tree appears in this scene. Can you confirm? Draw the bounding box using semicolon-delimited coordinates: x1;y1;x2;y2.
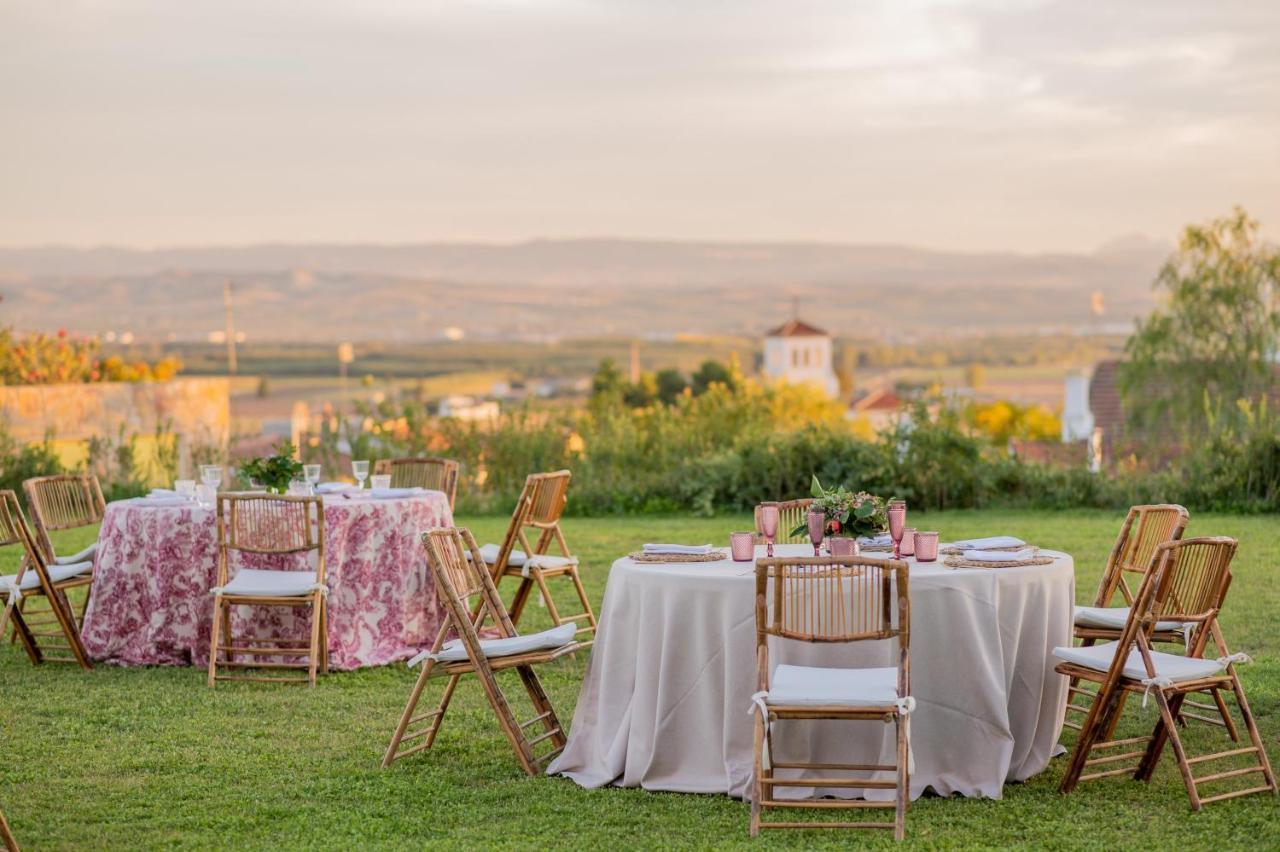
623;371;658;408
1120;208;1280;435
691;359;737;395
655;368;688;405
590;358;626;404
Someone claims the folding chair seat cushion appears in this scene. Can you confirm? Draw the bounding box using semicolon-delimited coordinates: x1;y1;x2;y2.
765;664;902;708
1;560;93;594
215;568;323;598
419;621;577;664
54;542;98;565
1073;605;1189;633
474;543;578;573
1052;641;1225;683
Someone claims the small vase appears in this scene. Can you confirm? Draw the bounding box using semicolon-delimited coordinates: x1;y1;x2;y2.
829;536;860;557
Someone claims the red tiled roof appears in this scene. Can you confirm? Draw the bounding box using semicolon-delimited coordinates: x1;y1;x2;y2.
765;318;829;338
850;388;902;412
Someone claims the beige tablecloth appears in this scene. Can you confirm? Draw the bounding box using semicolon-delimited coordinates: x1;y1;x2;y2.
549;543;1073;800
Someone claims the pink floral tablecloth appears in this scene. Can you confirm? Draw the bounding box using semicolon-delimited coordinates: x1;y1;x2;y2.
80;492;453;670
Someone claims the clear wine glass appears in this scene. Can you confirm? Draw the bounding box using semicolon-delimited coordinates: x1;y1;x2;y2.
888;500;907;559
304;464;321;490
760;504;780;558
200;465;223;491
806;509;825;557
351;459;370;490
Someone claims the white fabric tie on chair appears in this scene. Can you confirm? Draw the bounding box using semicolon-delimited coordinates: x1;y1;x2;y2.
748;692;916;771
1;580;20;605
1216;652;1252;667
1139;653;1250;708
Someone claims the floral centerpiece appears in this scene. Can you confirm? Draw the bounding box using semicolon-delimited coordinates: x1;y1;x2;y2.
239;441;304;493
791;476;889;542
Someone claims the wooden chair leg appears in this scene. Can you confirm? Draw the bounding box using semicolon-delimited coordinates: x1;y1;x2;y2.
530;568;563;625
473;665;539;775
319;598;329;675
567;567;597;636
515;665;566;750
1060;680;1125;793
220;604;234;666
895;714;909;841
750;712;764;838
1228;672;1279;794
1153;691;1200;809
4;606;42;665
49;588;92;670
207;597;224;687
307;595;323;688
1209;688;1240;742
0;805;18;852
507;578;536;627
1135;692;1186;782
382;661;438;767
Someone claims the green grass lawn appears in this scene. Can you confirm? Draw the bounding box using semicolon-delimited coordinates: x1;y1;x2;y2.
2;510;1278;849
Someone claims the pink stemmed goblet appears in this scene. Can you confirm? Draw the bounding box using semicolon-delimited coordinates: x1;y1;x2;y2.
759;503;780;558
806;508;826;557
888;500;907;560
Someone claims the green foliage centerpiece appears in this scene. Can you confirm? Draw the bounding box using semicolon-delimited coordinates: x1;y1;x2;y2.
792;476;889;541
239;441;304;493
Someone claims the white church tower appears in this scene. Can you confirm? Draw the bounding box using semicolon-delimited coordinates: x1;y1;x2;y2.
763;316;839;397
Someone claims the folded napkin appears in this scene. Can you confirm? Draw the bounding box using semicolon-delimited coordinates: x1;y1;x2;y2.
859;534;893;546
370;487;426;499
316;482;356;494
950;535;1026;550
148;488;180;498
134;496;192;507
962;548;1038;562
643;543;714;555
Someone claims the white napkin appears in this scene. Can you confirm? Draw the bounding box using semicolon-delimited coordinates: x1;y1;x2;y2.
962;548;1037;562
950;536;1026;550
316;482;356;494
148;488;179;498
134;496;192;507
370;487;426;499
859;534;893;546
643;543;714;555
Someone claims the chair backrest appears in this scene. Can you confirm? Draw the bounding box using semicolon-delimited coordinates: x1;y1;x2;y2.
754;498;814;545
215;494;326;585
487;471;572;572
22;474;107;561
422;527;517;644
0;490;45;585
373;457;460;507
1093;504;1189;607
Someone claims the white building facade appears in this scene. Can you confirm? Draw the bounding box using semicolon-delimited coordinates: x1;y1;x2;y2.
763;318;839;397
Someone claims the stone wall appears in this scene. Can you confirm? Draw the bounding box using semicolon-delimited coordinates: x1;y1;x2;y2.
0;378;230;475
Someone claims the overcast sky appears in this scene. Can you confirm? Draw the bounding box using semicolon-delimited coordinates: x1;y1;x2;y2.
2;0;1277;252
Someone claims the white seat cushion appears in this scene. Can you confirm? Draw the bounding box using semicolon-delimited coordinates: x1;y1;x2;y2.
421;621;578;664
54;542;98;565
766;664;903;708
217;569;322;598
1052;641;1225;682
1;561;94;594
477;543;526;567
473;544;578;574
1073;605;1190;633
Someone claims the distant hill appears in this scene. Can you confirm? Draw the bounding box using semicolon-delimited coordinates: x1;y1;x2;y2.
0;239;1169;341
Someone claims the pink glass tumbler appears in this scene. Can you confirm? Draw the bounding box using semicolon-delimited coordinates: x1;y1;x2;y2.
806;509;826;556
730;531;755;562
759;504;780;558
888;500;907;559
914;531;940;562
900;527;917;557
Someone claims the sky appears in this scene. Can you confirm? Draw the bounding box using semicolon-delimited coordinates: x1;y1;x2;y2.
1;0;1277;252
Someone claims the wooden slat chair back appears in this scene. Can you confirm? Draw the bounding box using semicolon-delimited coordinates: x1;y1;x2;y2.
754;498;814;545
373;457;459;509
1056;537;1276;809
208;494;328;687
382;527;578;773
489;471;597;643
1093;504;1189;608
22;474;106;563
0;490;91;669
751;556;912;839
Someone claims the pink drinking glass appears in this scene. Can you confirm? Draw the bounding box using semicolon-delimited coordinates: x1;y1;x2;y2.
888;500;907;559
759;504;780;558
806;509;826;557
900;527;917;557
730;531;755;562
829;537;857;557
914;531;940;562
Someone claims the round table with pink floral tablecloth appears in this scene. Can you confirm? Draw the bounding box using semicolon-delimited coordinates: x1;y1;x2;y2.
80;491;453;669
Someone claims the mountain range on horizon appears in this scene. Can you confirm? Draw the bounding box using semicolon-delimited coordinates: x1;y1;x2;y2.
0;237;1171;342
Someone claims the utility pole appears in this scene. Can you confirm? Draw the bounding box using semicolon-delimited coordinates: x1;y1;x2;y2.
629;340;641;383
223;280;238;375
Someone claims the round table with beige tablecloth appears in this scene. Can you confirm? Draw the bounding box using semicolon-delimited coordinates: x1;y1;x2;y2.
549;543;1073;800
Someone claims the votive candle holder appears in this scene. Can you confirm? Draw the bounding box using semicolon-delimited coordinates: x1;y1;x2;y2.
900;527;917;557
730;532;756;562
914;531;940;562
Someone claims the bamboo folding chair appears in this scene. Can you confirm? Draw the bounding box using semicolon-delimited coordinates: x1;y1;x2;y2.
207;494;328;687
1054;537;1277;809
373;456;460;509
0;490;92;669
754;498;814;545
18;474;105;632
1064;504;1235;737
476;471;596;644
0;805;17;852
750;555;913;840
382;527;580;773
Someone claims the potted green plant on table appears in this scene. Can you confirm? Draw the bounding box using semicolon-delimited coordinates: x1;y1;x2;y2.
239;441;304;494
791;476;889;556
